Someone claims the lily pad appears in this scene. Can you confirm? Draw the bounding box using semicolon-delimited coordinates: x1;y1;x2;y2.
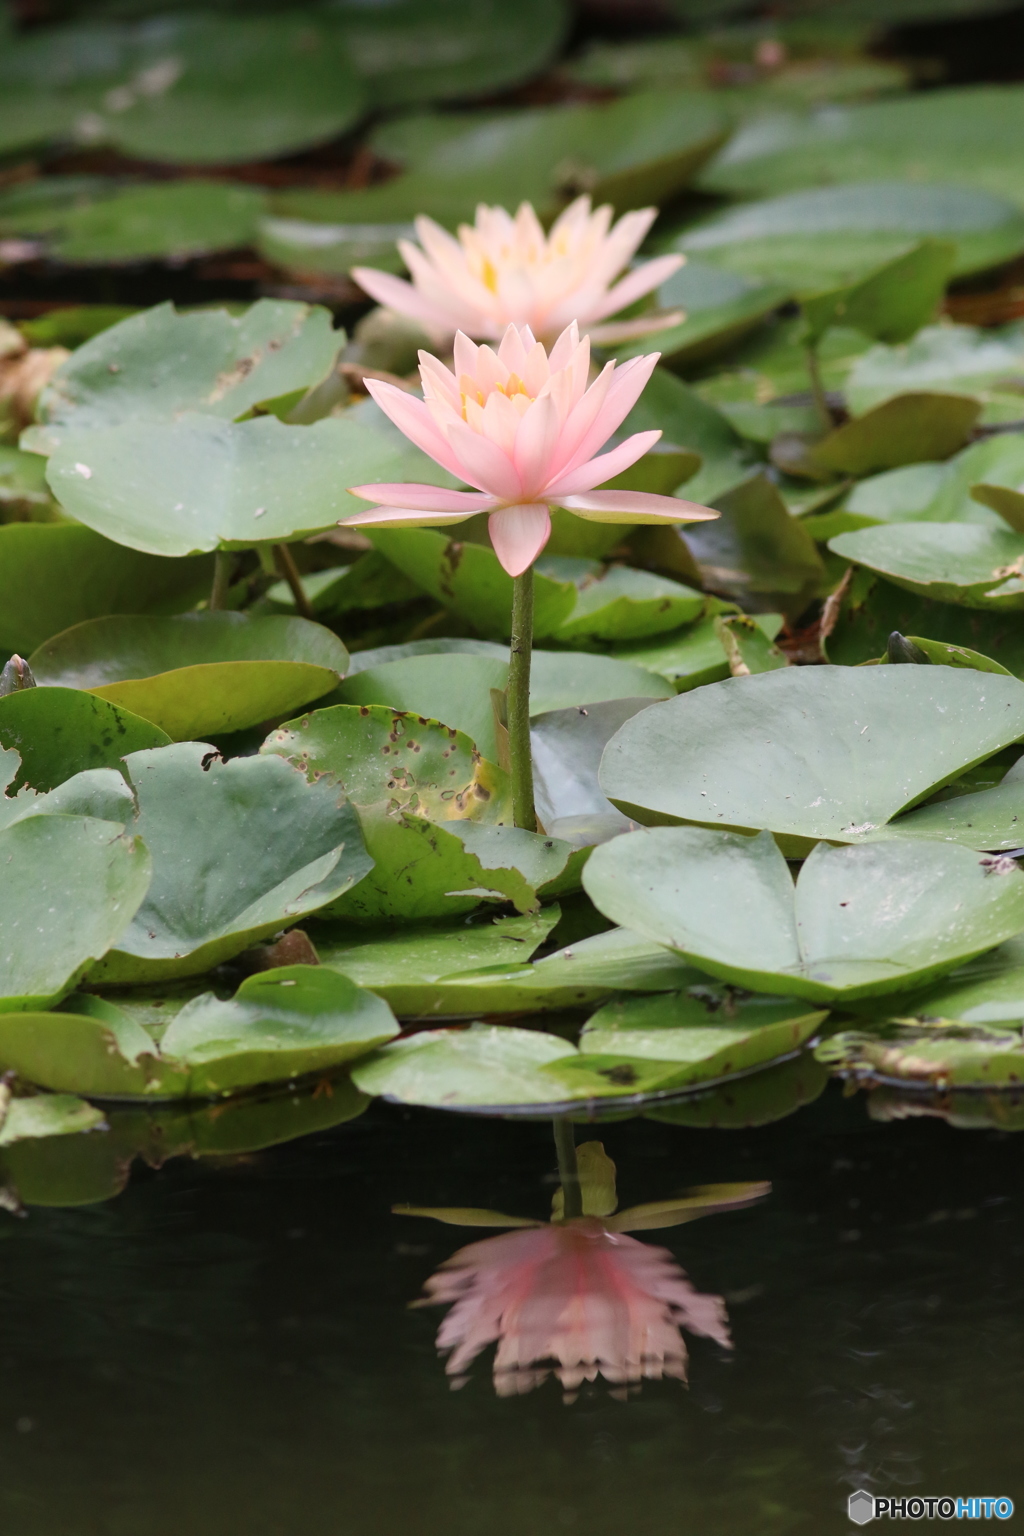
611;610;784;691
619;365;754;506
367;528;578;640
351;1023;577;1109
90;742;373;984
0;813;151;1011
809;393;981;477
599;664;1024;851
844;435;1024;528
0;966;397;1100
874;933;1024;1025
29;300;340;454
0;13;365;166
0;1092;105;1147
800;240;956;349
46;409;454;557
582;826;1024;1003
829;523;1024;611
702;85;1024;205
824;568;1024;672
675;182;1024;292
646;1053;829;1128
330;0;570;108
52;181;265;265
0;523;212;655
531;698;659;844
878;773;1024;852
0;686;169;792
816;1022;1024;1089
613;260;790;370
678;472;827;618
551;565;705;645
844;322;1024;419
29;612;348;741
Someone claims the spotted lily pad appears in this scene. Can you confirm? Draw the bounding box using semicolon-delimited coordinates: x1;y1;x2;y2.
0;687;169;792
599;664;1024;852
583;826;1024;1003
28;300;340;455
29;612;348;741
90;743;373;984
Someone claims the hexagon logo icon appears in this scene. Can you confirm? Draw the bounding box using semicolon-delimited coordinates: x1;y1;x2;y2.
848;1491;875;1524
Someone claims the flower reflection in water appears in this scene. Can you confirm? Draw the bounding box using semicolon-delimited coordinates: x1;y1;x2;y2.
400;1135;769;1402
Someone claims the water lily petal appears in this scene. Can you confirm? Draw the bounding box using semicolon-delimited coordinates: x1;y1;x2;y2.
544;429;662;498
338;505;478;530
488;503;551;576
347;483;494;513
363;379;465;479
558;489;719;523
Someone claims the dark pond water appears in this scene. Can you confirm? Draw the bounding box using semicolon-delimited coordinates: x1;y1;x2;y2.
0;1084;1021;1536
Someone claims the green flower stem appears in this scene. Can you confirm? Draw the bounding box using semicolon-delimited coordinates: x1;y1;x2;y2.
209;550;234;611
274;543;315;621
553;1118;583;1220
508;566;537;831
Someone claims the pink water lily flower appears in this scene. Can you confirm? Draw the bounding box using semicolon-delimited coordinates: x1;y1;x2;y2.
419;1218;732;1400
352;196;685;348
342;320;717;577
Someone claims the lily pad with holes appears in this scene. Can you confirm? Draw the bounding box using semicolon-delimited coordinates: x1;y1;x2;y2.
29;613;348;741
829;523;1024;611
599;664;1024;851
583;826;1024;1003
45;410;455;558
0;687;168;792
0;813;151;1011
27;300;340;455
89;742;373;985
0;523;212;656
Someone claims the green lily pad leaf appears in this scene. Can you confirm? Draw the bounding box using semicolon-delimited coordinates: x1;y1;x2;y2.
879;634;1011;674
829;523;1024;611
0;763;137;832
551;566;705;645
313;906;562;1014
681;472;827;619
676;182;1024;292
646;1053;829;1128
29;613;348;741
0;1092;105;1147
873;933;1024;1025
0;995;177;1099
600;663;1024;849
333;648;672;764
17;304;138;348
367;528;577;641
154;967;399;1097
29;300;341;455
331;0;569;107
351;1023;577;1108
877;769;1024;851
0;686;168;792
265;553;421;618
0;14;364;167
816;1022;1024;1089
257;216;412;281
800;240;956;349
824;568;1024;672
46;409;454;557
611;611;784;692
0;814;151;1011
844;436;1024;528
810;393;981;478
583;826;1024;1003
614;260;790;370
0;444;53;518
700;88;1024;207
714;613;788;675
91;743;373;984
0;523;212;655
531;698;658;844
844;322;1024;418
51;181;265;265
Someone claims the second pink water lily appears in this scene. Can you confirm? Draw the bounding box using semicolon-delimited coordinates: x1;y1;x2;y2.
342;320;717;577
